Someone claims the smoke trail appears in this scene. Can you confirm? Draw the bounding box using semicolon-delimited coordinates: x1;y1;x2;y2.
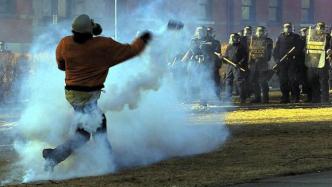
3;0;229;184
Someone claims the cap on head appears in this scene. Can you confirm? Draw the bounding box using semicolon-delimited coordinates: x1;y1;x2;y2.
72;14;94;34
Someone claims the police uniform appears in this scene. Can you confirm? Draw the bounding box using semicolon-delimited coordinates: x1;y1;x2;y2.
305;27;331;103
273;32;303;103
186;33;222;101
298;32;312;102
0;50;15;102
224;42;248;103
248;35;273;103
204;36;222;98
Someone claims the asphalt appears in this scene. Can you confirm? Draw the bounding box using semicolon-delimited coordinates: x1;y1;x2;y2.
233;171;332;187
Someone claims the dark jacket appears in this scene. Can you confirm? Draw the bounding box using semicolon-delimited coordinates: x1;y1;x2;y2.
224;43;248;71
273;32;303;64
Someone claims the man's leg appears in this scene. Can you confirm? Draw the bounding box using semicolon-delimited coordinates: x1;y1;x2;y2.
260;71;270;104
303;67;312;102
235;71;247;104
308;68;321;103
289;66;300;103
43;128;90;171
213;69;222;100
278;67;290;103
329;68;332;90
319;68;330;103
224;69;234;102
95;113;112;152
249;67;261;103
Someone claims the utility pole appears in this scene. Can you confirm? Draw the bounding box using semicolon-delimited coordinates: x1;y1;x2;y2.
51;0;58;24
114;0;118;39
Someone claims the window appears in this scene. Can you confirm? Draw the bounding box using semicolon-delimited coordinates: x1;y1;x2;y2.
268;0;281;22
241;0;255;21
198;0;213;21
0;0;15;14
301;0;313;23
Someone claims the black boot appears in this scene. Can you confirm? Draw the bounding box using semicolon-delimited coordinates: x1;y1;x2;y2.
42;149;57;172
250;97;261;104
262;94;269;104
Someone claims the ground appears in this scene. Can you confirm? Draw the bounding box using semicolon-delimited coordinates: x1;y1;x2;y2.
1;91;332;186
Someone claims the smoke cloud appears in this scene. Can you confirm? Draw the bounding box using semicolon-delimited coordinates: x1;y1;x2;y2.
2;0;229;184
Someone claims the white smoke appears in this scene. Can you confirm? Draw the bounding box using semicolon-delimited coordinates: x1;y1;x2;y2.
3;0;229;184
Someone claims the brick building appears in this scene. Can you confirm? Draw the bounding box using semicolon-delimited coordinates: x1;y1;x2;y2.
117;0;332;40
1;0;332;51
210;0;332;40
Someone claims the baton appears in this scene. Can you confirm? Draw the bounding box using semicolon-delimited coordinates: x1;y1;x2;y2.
214;52;246;72
272;46;296;71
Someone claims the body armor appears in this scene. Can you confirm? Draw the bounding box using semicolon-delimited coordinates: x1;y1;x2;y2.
191;39;219;64
249;36;270;61
305;27;327;68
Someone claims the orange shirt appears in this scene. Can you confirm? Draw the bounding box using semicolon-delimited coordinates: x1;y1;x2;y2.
56;36;146;88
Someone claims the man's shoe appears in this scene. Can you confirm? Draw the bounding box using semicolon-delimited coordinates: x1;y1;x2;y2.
280;100;290;104
43;148;57;172
262;100;269;104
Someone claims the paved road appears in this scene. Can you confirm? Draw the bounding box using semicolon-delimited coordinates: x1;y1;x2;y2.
233;171;332;187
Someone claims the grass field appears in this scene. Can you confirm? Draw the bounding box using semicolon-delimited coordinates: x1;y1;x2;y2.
0;103;330;187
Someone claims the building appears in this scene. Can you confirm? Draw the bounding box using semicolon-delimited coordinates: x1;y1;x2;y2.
213;0;332;40
0;0;115;52
119;0;332;40
1;0;332;51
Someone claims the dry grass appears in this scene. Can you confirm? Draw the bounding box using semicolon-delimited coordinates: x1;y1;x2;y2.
5;106;332;187
226;107;332;124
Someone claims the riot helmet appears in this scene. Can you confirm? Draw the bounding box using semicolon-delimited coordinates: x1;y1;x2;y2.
283;22;293;35
316;22;326;35
206;27;216;38
300;27;308;37
194;26;207;40
256;26;266;38
229;33;240;45
243;26;252;37
0;41;5;52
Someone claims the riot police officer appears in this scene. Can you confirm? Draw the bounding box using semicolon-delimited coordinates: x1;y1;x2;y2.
182;26;221;102
240;26;252;52
223;33;248;103
248;26;273;103
0;41;14;103
299;27;312;102
206;27;222;99
273;22;303;103
239;26;252;97
182;26;207;63
329;29;332;90
305;22;331;103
